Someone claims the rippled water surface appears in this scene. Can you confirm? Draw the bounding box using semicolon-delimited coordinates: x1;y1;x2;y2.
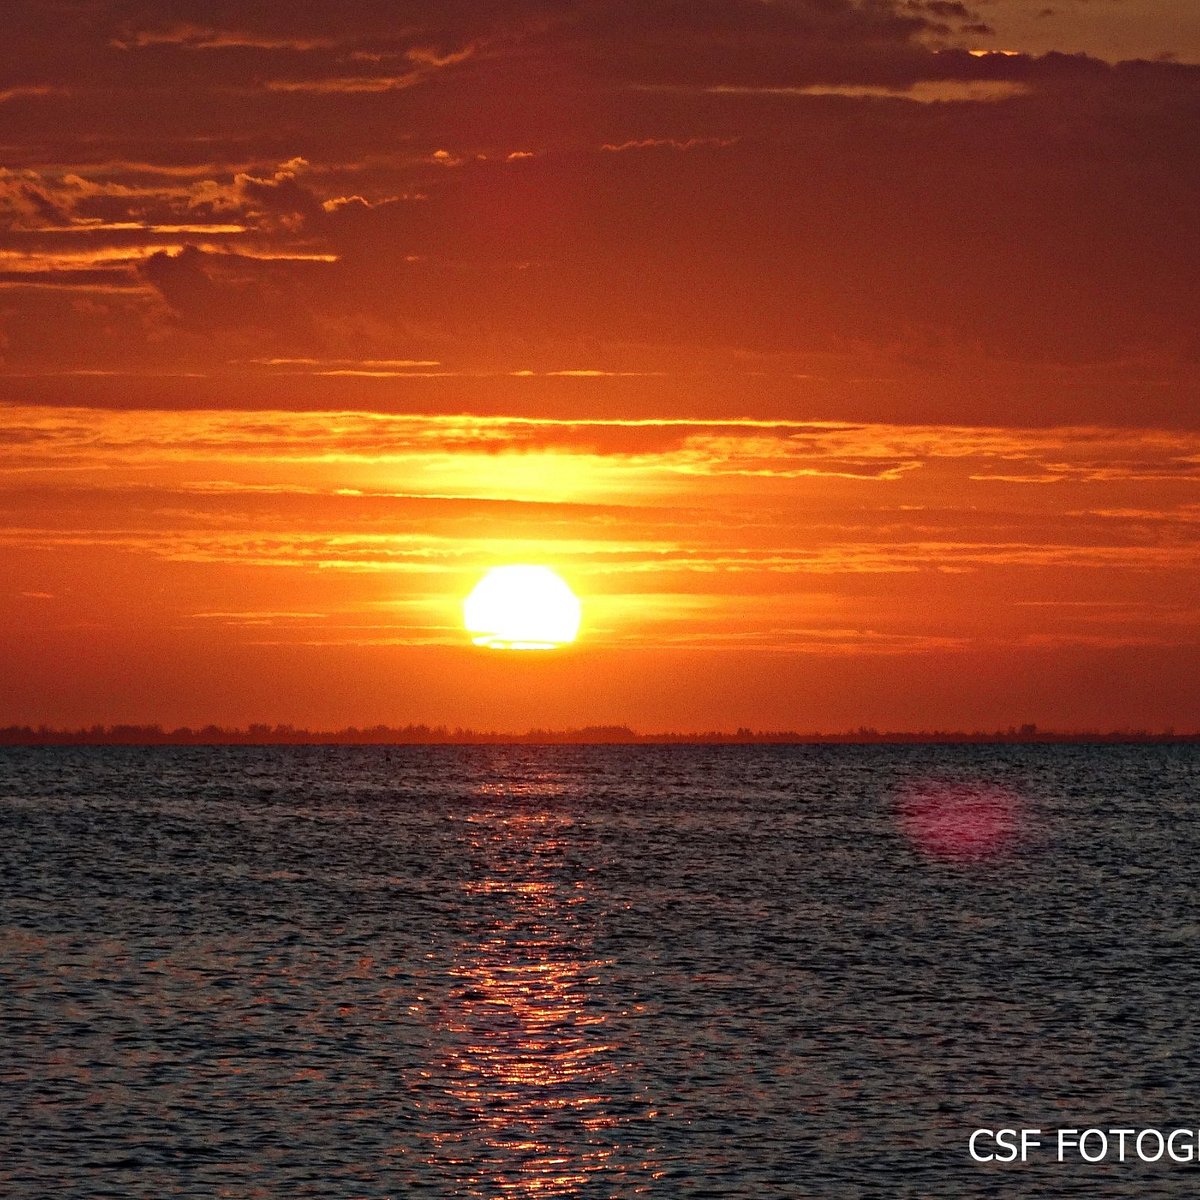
3;744;1200;1196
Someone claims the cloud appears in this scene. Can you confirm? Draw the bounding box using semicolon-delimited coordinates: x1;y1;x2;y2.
4;406;1199;484
264;40;477;93
0;169;73;228
139;245;231;326
717;79;1029;101
0;2;1198;407
0;85;70;103
600;136;739;152
230;158;325;230
529;0;1035;91
110;23;338;52
247;356;442;367
265;74;426;94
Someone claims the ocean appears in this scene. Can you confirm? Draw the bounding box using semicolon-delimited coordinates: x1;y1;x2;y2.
3;744;1199;1197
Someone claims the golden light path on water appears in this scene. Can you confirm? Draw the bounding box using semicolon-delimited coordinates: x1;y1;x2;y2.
414;771;648;1194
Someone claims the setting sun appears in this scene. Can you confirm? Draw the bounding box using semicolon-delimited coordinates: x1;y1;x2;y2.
463;566;582;651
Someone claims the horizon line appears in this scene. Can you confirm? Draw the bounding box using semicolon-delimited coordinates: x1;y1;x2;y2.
1;722;1197;747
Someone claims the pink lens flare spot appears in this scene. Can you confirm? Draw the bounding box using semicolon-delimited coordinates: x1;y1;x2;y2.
896;781;1024;862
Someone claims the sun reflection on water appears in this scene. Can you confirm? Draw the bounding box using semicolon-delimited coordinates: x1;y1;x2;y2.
416;779;633;1196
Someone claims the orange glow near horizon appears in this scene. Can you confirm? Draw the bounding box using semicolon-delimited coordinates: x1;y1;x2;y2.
2;401;1199;731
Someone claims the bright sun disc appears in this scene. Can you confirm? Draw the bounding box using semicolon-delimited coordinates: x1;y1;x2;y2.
463;565;582;650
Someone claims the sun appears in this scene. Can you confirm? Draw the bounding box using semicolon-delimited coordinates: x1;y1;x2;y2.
463;565;582;650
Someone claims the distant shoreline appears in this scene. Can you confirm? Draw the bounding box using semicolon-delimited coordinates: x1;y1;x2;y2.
2;724;1197;747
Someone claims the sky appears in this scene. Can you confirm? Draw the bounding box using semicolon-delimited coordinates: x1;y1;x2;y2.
1;0;1199;733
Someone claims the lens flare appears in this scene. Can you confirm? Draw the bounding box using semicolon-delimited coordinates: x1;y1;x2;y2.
896;780;1023;862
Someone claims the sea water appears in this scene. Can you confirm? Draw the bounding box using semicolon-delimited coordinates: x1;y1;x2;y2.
2;744;1199;1197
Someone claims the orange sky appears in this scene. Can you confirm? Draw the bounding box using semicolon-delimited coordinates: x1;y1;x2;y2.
2;1;1199;732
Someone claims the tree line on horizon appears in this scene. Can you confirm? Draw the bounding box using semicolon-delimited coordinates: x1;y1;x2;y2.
0;722;1195;746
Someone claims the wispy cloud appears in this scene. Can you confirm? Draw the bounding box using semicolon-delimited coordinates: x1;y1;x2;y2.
702;80;1029;102
111;24;338;52
265;42;476;93
0;85;70;103
600;137;740;152
247;357;442;368
264;74;425;94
